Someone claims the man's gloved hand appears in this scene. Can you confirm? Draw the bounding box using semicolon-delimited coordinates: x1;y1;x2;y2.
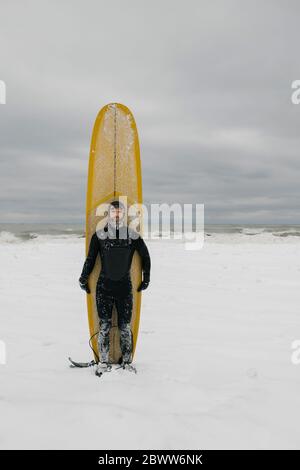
79;276;90;294
137;273;150;292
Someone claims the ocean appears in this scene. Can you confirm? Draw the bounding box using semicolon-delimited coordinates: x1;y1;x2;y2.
1;223;300;243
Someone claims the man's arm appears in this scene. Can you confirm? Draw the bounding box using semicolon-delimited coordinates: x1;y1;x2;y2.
79;233;99;293
135;236;151;291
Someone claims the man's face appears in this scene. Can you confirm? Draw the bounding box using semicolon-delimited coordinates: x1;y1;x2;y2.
109;206;124;223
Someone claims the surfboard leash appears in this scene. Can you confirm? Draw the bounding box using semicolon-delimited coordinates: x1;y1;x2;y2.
68;331;99;368
69;327;135;368
89;330;100;363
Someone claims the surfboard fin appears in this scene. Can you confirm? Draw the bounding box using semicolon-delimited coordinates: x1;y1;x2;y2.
68;357;96;368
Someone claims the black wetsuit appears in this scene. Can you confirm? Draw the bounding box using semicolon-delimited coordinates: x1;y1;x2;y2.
80;222;151;363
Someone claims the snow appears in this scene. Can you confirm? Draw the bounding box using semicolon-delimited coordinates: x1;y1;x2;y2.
1;235;300;449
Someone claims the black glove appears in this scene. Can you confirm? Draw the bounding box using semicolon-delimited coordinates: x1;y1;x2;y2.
137;273;150;292
79;276;90;294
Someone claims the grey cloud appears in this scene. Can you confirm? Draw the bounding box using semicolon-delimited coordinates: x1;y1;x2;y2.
1;0;300;223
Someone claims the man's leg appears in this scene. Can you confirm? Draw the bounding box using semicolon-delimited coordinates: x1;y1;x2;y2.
96;289;114;363
116;293;133;363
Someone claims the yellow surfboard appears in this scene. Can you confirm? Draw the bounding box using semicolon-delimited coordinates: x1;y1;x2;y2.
85;103;143;364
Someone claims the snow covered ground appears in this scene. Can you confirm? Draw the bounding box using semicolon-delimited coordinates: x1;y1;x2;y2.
1;233;300;449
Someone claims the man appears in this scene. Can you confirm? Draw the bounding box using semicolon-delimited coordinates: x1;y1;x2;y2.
79;200;151;374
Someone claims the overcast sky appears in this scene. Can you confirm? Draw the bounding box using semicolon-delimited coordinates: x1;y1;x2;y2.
1;0;300;224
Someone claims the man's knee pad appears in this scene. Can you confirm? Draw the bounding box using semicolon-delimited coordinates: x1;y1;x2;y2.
99;319;111;334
